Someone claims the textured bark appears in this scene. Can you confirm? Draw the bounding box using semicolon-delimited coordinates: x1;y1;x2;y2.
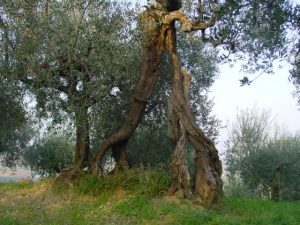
169;121;192;198
74;106;91;169
192;136;223;207
165;24;223;207
90;8;167;174
168;69;192;198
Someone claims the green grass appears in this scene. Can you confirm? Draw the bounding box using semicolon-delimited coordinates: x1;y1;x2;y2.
0;169;300;225
0;182;33;194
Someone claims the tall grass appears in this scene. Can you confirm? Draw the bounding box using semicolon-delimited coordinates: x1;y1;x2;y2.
77;168;170;197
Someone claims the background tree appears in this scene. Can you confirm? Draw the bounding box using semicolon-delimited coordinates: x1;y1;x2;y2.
225;107;272;176
225;108;300;200
23;134;74;176
289;3;300;107
0;74;31;167
0;0;141;169
240;133;300;201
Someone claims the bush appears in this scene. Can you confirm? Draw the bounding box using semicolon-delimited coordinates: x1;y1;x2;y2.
223;175;253;198
23;135;73;176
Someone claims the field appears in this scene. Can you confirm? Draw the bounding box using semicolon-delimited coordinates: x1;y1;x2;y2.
0;169;300;225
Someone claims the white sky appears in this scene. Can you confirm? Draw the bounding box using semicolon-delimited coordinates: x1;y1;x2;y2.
211;63;300;152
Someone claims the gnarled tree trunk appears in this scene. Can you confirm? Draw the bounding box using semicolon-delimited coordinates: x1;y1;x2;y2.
165;23;222;207
90;8;167;175
89;0;222;208
168;68;192;198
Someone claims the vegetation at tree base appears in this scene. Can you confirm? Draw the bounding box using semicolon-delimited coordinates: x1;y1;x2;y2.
225;107;300;201
0;0;299;209
0;173;300;225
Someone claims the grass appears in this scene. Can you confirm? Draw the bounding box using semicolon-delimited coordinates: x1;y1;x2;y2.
0;169;300;225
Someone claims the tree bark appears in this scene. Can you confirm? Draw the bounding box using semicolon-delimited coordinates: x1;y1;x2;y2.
168;68;192;198
74;106;91;169
165;24;223;207
90;8;167;174
169;120;192;198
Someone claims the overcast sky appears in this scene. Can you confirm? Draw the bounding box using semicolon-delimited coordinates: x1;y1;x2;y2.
211;62;300;152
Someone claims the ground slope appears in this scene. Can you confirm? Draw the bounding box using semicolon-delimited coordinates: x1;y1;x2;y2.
0;170;300;225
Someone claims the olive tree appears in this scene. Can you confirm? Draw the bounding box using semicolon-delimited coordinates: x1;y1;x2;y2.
88;0;298;207
0;0;140;169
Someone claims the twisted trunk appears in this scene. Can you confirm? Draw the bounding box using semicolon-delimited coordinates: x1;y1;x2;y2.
88;1;222;207
168;68;192;198
166;25;222;207
90;9;167;174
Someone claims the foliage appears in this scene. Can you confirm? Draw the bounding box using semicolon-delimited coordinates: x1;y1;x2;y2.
241;133;300;200
0;124;33;168
1;177;300;225
225;107;300;200
288;4;300;106
225;107;272;175
23;135;74;175
127;123;174;167
0;76;30;167
0;0;141;166
215;0;297;71
0;79;25;138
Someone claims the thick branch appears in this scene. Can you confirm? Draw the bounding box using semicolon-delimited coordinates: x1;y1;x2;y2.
163;10;216;32
163;10;227;47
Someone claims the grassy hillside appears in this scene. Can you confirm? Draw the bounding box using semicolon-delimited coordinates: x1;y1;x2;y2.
0;169;300;225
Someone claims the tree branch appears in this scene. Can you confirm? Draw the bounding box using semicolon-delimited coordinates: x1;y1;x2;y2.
163;10;217;32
